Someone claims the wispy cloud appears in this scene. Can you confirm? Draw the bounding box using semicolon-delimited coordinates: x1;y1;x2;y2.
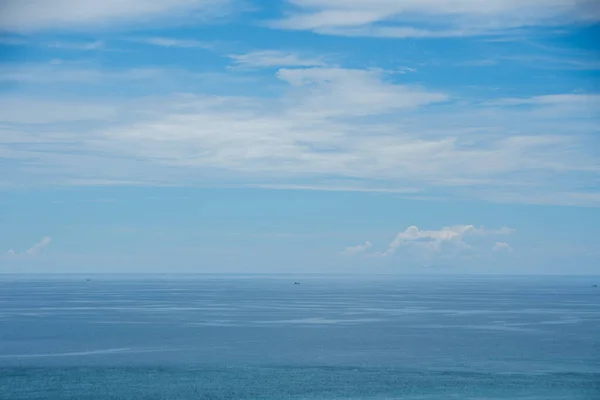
268;0;600;38
135;37;213;49
0;0;237;32
1;63;599;205
274;67;448;115
249;183;420;194
228;50;328;68
48;40;105;50
499;54;600;71
0;37;27;45
7;236;52;257
0;96;120;124
459;59;498;67
0;62;165;84
488;94;600;109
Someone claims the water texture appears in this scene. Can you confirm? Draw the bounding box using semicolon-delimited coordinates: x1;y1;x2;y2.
1;276;598;399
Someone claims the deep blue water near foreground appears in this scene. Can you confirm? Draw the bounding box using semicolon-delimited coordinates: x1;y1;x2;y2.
0;275;599;399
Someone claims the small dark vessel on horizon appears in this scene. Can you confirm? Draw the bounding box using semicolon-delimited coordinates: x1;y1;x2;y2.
294;282;300;285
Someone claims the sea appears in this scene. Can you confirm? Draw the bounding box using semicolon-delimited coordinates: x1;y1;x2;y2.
0;275;598;400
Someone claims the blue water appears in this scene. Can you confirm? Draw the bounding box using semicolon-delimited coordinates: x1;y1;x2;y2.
1;276;599;399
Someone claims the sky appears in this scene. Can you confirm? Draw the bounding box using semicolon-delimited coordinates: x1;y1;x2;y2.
0;0;599;275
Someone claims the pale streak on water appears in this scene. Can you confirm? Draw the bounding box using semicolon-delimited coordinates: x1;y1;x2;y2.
0;275;599;399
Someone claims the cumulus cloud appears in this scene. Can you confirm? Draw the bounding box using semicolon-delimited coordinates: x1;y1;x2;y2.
269;0;600;37
493;242;513;252
344;225;513;258
378;225;512;257
26;236;52;255
0;0;235;32
342;241;372;256
6;237;52;257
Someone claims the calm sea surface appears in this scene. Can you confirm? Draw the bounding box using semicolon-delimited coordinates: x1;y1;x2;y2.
0;276;599;399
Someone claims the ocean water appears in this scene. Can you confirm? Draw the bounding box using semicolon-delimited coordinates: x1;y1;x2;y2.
0;276;599;399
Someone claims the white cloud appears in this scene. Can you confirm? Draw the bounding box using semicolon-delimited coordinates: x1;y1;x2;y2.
487;94;600;112
0;0;235;32
1;63;599;205
0;37;27;45
48;40;105;50
5;237;52;258
376;225;512;257
269;0;600;37
0;62;165;84
493;242;513;252
228;50;327;68
0;97;120;124
85;85;595;194
274;67;448;117
342;241;372;256
135;37;213;49
25;237;52;256
249;183;420;193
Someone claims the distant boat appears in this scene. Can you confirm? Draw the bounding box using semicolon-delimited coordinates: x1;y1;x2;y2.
294;282;300;285
593;284;598;288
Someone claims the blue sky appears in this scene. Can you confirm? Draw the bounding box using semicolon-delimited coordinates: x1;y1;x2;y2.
0;0;599;274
